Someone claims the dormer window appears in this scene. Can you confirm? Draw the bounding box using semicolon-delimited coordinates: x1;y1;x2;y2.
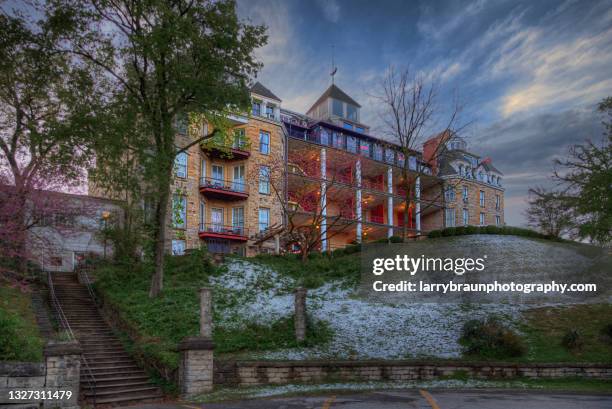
252;100;261;117
332;98;343;117
346;104;358;121
265;104;275;119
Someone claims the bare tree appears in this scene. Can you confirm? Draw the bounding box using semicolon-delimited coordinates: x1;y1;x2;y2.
373;66;466;238
255;148;358;262
524;187;574;238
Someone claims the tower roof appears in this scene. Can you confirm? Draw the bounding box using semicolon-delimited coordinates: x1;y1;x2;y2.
250;81;281;102
308;84;361;113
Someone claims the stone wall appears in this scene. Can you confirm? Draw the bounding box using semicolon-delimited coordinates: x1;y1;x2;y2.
214;360;612;387
444;177;504;227
0;342;81;409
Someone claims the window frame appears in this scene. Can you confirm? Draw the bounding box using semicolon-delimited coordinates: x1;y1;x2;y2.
259;130;270;154
258;207;270;232
259;165;271;194
175;152;188;179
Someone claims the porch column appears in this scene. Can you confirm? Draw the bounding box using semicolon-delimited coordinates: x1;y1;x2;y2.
355;159;362;243
415;176;421;234
387;166;394;238
320;148;327;251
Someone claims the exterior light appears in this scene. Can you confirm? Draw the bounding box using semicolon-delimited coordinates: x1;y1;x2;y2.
101;211;111;220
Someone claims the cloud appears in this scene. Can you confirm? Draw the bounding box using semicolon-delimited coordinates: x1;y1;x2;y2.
467;4;612;117
472;106;603;226
417;0;488;41
316;0;340;23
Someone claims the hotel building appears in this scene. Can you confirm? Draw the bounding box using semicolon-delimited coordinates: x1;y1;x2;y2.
93;81;504;256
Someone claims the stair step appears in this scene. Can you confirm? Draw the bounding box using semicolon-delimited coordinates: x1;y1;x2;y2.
83;386;160;397
85;391;163;405
81;375;150;384
82;370;147;379
81;380;151;390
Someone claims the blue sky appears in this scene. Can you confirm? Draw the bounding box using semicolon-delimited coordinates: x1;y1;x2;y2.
238;0;612;226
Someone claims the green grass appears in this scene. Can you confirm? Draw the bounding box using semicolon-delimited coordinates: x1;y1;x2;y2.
0;286;44;362
517;304;612;363
253;250;361;289
94;250;332;374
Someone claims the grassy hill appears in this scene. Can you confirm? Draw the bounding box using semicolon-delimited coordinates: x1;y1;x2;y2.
92;235;612;384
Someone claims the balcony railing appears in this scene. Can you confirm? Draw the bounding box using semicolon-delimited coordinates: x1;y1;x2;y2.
199;223;249;240
203;137;250;160
199;177;249;200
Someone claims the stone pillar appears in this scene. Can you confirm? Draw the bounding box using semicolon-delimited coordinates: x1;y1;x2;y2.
387;166;394;238
294;287;307;343
199;288;212;338
320;148;327;251
415;176;421;234
44;341;82;409
355;159;362;243
178;288;214;398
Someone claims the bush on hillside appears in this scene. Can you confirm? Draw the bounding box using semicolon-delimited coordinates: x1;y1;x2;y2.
561;329;585;352
428;225;560;240
0;303;43;362
600;324;612;345
459;316;526;359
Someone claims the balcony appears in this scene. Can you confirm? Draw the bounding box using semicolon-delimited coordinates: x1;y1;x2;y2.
199;177;249;201
198;223;249;241
203;139;250;161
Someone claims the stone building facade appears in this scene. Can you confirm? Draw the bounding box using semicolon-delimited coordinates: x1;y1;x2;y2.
89;82;505;256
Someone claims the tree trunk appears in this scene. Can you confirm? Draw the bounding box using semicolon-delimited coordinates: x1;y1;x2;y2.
149;161;173;298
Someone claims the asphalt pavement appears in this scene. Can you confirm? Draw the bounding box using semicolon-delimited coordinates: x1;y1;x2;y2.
123;389;612;409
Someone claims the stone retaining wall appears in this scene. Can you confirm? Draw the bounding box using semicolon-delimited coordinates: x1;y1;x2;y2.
214;360;612;387
0;342;81;409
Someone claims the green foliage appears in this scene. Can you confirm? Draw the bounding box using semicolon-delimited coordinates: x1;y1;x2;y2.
0;287;43;362
428;225;561;240
255;251;361;289
49;0;269;296
550;97;612;244
388;235;403;243
561;329;585;352
520;304;612;363
600;323;612;345
459;316;526;359
94;249;330;376
216;316;332;353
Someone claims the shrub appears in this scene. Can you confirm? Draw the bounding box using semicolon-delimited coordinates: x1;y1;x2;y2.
428;230;442;238
561;329;585;352
0;304;43;362
459;316;526;359
454;226;467;235
388;235;403;243
465;225;478;234
441;227;457;236
484;225;501;234
600;324;612;345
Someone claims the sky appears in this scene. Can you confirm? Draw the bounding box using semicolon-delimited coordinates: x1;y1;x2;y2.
237;0;612;226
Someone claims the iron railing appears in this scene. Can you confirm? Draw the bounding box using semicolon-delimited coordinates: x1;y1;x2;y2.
199;223;249;237
199;177;248;194
47;271;96;407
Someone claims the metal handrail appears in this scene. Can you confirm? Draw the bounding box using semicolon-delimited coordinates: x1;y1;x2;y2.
47;271;96;407
79;266;98;305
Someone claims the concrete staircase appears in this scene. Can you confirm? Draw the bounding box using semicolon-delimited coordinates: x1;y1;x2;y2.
51;272;163;406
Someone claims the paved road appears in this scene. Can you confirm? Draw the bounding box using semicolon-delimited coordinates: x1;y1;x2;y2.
126;390;612;409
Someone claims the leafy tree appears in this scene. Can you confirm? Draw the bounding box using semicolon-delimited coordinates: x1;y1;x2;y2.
554;98;612;244
47;0;267;296
0;11;103;274
524;187;574;238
